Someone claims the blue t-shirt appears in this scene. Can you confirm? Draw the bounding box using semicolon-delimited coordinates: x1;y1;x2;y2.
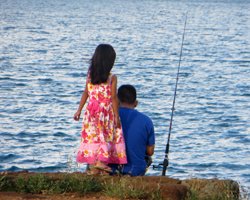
115;107;155;176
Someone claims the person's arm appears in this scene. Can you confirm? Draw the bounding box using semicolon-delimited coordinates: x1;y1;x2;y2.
146;145;155;156
111;75;121;128
73;79;89;121
146;122;155;156
145;142;154;168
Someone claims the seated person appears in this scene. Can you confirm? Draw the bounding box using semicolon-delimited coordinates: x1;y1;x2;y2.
111;84;155;176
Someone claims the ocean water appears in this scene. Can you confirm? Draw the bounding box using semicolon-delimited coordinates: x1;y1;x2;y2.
0;0;250;197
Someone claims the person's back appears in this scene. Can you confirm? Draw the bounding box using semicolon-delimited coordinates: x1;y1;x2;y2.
111;84;155;176
119;107;154;176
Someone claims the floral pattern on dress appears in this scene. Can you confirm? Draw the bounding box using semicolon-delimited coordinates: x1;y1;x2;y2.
76;75;127;164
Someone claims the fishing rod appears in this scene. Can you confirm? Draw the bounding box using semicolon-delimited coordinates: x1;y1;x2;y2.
161;13;188;176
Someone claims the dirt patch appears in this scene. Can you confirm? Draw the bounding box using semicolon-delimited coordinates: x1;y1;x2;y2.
0;192;118;200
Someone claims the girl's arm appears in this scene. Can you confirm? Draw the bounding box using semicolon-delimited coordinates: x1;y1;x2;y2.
73;79;89;121
111;75;121;128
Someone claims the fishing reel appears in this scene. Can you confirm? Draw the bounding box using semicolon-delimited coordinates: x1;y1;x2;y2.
152;163;163;170
153;158;168;169
146;156;164;171
152;157;169;176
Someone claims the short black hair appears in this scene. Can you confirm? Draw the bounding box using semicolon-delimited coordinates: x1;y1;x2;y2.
118;85;137;104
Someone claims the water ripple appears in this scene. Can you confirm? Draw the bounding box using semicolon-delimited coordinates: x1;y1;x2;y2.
0;0;249;197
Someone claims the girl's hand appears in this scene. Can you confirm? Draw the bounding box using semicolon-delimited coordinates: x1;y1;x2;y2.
74;111;81;121
115;115;121;128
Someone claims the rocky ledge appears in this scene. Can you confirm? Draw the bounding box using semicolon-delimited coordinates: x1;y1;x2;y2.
0;171;239;200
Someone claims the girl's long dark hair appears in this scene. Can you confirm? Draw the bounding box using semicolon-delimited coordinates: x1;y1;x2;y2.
89;44;116;84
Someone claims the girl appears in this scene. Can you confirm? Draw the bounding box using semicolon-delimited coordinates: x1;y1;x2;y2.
74;44;127;174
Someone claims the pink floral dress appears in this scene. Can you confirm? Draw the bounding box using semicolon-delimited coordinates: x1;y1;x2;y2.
76;74;127;164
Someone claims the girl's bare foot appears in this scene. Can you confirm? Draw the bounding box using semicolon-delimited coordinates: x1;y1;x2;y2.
94;161;112;173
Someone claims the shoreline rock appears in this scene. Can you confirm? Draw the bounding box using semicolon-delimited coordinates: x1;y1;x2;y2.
0;171;240;200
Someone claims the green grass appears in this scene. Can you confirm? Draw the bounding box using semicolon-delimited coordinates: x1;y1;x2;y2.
0;174;102;195
184;179;239;200
0;174;162;199
102;177;162;200
0;174;239;200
